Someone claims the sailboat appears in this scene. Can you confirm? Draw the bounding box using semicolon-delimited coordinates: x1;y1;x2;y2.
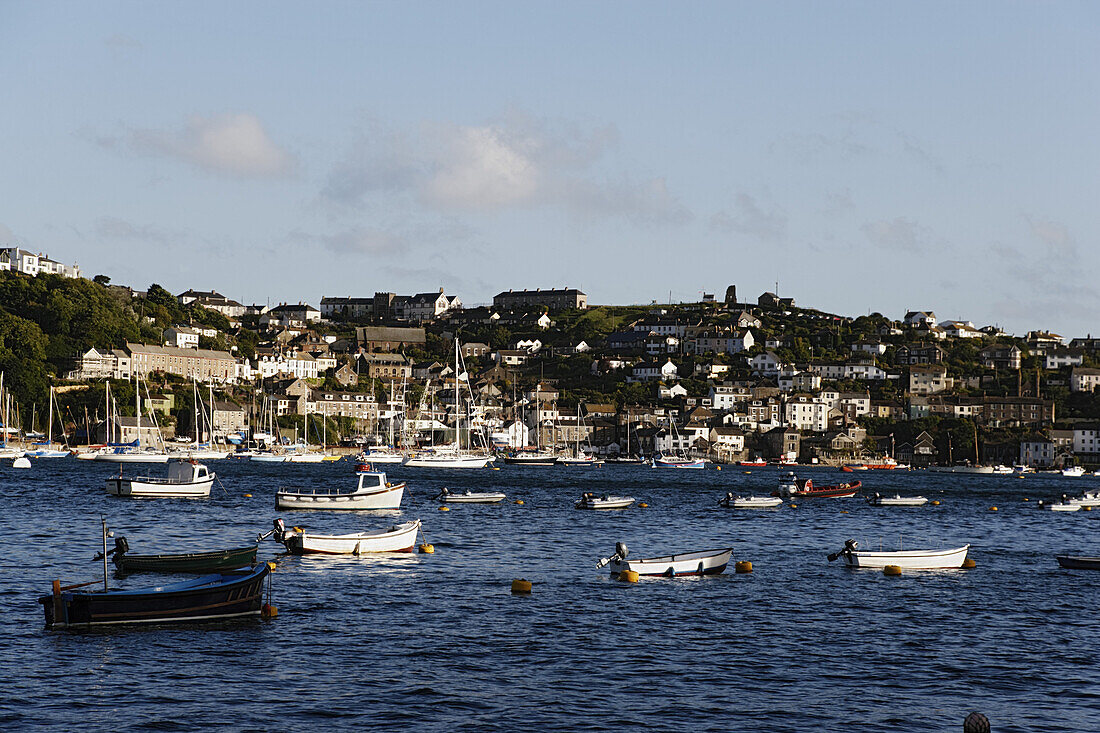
652;415;705;468
0;374;25;459
361;379;405;463
501;392;559;466
95;377;170;463
177;383;230;459
403;340;491;468
24;387;71;457
558;403;603;466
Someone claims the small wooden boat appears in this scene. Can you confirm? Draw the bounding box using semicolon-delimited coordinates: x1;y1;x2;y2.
828;539;970;569
597;542;732;577
575;493;635;509
867;493;928;507
98;536;259;575
718;492;783;508
267;517;422;555
275;472;405;510
106;459;214;498
774;472;860;498
39;563;269;628
1056;555;1100;570
435;487;506;504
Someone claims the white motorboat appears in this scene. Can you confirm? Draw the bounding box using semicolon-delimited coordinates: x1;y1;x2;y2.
501;450;559;466
558;454;604;467
867;493;929;507
173;448;231;460
250;452;290;463
828;539;970;569
1068;490;1100;508
275;472;405;510
718;492;783;508
0;447;25;459
1038;496;1082;512
268;518;422;555
403;452;492;469
597;542;732;577
359;449;405;464
991;465;1014;475
1062;466;1086;477
106;459;214;498
1013;464;1035;474
575;493;635;510
435;487;506;504
927;464;995;474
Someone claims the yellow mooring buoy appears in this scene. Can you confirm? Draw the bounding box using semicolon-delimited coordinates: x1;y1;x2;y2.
511;578;532;594
418;544;435;554
789;503;798;509
716;466;721;471
266;562;277;571
439;506;450;511
514;499;524;505
243;493;253;498
261;603;278;618
962;558;976;569
989;506;998;512
735;561;753;574
618;570;640;583
638;502;648;508
883;565;902;576
931;500;941;506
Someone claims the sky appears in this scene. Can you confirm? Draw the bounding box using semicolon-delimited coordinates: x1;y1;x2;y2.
2;1;1099;337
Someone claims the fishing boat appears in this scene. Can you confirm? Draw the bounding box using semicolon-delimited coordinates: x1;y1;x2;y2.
275;471;405;511
98;536;258;575
105;459;214;498
652;454;706;469
435;487;507;504
597;542;732;577
827;539;970;569
575;492;635;509
738;457;767;467
866;493;928;507
774;471;860;498
39;518;268;628
265;517;421;554
1056;556;1100;570
718;492;783;508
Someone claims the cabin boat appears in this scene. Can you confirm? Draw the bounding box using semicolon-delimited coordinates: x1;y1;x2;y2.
435;487;507;504
738;458;767;467
403;451;492;469
719;492;783;508
597;542;732;577
267;518;421;555
106;460;214;498
275;472;405;511
1062;466;1086;477
828;539;970;569
358;449;405;464
1068;490;1100;508
558;454;604;467
39;564;269;628
575;493;635;510
501;450;559;466
774;472;860;498
652;454;706;469
867;493;928;507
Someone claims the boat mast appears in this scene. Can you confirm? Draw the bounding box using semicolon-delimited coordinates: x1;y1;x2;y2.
101;516;109;592
47;386;53;447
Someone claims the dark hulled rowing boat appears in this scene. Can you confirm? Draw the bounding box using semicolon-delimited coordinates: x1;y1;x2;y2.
115;545;258;575
1056;555;1100;570
39;563;270;628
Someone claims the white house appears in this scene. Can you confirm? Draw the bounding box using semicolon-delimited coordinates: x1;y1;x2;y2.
1072;424;1100;456
0;248;83;278
910;364;953;394
750;351;784;377
940;320;983;339
1070;367;1100;393
657;382;688;400
784;394;829;432
1045;349;1085;370
709;385;751;410
164;326;200;349
904;310;937;327
631;359;679;382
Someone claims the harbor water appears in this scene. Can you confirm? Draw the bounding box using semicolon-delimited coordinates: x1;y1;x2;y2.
2;460;1098;731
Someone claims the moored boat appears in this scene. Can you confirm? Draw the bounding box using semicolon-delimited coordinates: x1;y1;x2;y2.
99;536;259;575
1038;496;1081;512
106;459;214;498
266;517;421;555
652;454;706;469
738;457;767;467
39;564;269;627
575;492;635;509
718;492;783;508
774;471;860;498
1062;466;1086;477
275;471;405;511
827;539;970;569
1056;555;1100;570
597;542;732;577
1067;490;1100;508
866;493;928;507
435;487;507;504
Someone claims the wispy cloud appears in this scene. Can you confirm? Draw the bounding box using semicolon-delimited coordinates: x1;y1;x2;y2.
710;193;787;242
94;216;171;243
96;113;296;178
321;112;689;226
861;217;939;252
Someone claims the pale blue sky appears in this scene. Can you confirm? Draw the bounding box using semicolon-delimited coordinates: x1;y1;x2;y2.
2;2;1099;336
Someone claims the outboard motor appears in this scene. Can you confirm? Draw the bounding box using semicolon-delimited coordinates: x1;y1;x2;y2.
273;518;286;542
828;538;858;562
112;536;129;557
615;541;629;560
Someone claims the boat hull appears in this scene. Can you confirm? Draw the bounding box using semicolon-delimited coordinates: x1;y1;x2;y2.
283;520;421;554
439;492;507;504
116;546;258;574
575;496;635;509
106;477;213;498
276;483;405;510
94;452;171;464
723;496;783;508
842;545;970;569
403;455;490;469
1056;555;1100;570
611;548;732;577
39;564;268;628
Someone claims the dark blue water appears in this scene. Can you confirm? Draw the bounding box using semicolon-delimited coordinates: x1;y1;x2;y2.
2;460;1098;731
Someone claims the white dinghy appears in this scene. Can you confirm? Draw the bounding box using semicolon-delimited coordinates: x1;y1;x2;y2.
1068;490;1100;508
597;542;732;577
264;518;422;555
866;493;928;507
1038;496;1081;512
575;493;635;510
275;472;405;511
435;487;506;504
106;459;214;498
718;492;783;508
828;539;970;569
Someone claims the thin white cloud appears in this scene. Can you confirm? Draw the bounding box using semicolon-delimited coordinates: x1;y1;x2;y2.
423;124;539;211
97;113;296;178
94;216;170;243
861;217;938;252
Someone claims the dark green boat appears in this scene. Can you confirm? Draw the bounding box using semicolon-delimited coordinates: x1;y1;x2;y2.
106;537;258;575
